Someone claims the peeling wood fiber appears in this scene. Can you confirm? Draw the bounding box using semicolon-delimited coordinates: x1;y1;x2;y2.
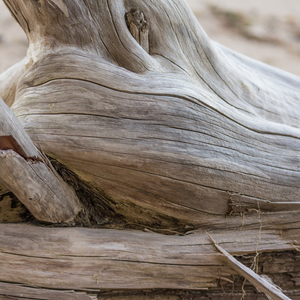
0;224;299;298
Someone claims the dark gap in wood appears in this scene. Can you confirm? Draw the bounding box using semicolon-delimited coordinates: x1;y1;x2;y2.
48;157;124;227
0;135;44;164
0;135;27;158
0;191;34;223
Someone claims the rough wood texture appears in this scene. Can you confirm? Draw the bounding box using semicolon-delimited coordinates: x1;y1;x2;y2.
0;224;299;299
1;0;299;229
0;98;82;223
0;0;300;298
207;233;291;300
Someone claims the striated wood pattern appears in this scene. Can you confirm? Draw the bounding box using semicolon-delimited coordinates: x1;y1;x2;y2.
0;224;299;299
0;0;298;229
0;98;82;223
0;0;299;297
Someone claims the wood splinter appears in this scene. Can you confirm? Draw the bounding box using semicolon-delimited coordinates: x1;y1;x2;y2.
206;232;291;300
126;8;150;53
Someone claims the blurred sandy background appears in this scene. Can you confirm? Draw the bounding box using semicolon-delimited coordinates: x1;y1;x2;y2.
0;0;299;76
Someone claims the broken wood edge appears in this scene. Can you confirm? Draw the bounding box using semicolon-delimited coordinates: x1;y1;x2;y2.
126;8;149;53
0;224;298;295
0;149;82;223
206;232;291;300
0;98;82;224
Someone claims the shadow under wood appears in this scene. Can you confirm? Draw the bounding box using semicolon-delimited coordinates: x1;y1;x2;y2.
48;157;122;227
0;157;122;227
0;192;32;223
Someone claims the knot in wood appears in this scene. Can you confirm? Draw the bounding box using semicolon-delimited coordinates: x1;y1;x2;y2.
126;9;148;31
126;8;149;53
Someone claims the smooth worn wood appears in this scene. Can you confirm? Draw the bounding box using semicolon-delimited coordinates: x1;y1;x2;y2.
0;58;26;107
0;98;82;223
0;0;299;229
0;0;300;297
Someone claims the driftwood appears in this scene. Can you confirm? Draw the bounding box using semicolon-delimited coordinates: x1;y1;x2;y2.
1;0;300;227
0;224;299;300
0;0;300;298
0;98;82;223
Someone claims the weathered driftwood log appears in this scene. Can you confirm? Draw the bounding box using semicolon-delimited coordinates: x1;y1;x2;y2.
0;0;300;298
0;224;299;300
1;0;300;229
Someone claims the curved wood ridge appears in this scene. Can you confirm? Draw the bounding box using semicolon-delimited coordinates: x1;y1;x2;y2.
0;0;300;228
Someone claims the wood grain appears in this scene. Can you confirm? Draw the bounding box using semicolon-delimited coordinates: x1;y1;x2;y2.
0;98;82;223
0;224;297;295
1;0;298;228
0;0;299;298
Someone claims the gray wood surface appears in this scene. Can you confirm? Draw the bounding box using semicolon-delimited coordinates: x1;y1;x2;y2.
1;0;299;228
0;98;82;223
0;224;297;297
0;0;299;297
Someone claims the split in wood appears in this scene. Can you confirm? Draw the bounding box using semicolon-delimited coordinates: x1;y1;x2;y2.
0;98;82;224
206;232;291;300
126;8;149;53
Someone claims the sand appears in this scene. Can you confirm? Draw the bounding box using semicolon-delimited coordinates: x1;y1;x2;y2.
0;0;299;76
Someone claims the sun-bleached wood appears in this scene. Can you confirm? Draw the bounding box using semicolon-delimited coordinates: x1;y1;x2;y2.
0;59;26;107
1;0;299;229
0;223;298;298
0;0;300;297
0;98;82;223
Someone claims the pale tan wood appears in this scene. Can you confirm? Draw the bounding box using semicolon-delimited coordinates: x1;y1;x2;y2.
0;98;82;223
0;223;296;295
1;0;298;229
0;58;25;107
0;0;299;297
0;282;97;300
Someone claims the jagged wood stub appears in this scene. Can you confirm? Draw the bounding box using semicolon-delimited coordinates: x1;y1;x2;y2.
0;98;82;223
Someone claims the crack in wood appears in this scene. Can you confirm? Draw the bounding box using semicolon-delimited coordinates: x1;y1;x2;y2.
0;135;44;165
0;135;27;158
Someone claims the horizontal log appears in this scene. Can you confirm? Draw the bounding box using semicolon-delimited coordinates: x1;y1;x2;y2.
0;223;297;295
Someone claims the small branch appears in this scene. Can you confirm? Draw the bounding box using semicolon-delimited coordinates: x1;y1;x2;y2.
0;98;82;223
206;232;291;300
